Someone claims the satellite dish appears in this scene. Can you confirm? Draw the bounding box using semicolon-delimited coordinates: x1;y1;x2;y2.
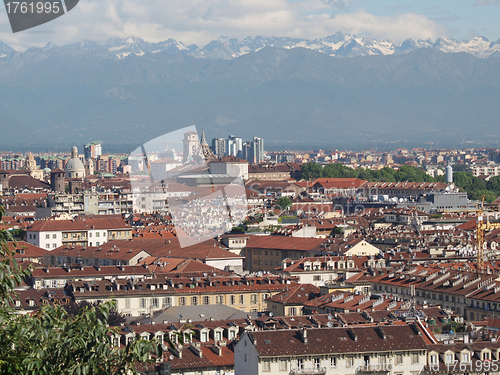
169;355;174;360
269;312;274;317
327;321;333;328
423;300;428;305
328;314;333;320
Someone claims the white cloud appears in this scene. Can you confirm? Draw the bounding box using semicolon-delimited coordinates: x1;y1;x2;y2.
0;0;446;49
474;0;500;5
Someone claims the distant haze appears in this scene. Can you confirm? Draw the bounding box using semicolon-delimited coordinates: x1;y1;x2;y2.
0;34;499;152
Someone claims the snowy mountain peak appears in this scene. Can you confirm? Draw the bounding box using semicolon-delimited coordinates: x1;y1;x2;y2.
2;34;500;60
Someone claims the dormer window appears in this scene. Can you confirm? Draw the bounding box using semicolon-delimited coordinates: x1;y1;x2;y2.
215;330;222;341
201;331;208;342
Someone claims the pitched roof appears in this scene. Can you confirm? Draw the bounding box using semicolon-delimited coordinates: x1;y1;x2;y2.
313;178;367;189
267;283;320;305
249;324;428;356
245;235;326;252
27;216;131;232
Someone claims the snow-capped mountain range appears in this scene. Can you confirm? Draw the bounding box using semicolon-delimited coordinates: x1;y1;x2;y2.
62;33;500;59
2;32;500;60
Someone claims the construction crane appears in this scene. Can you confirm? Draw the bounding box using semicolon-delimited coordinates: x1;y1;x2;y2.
476;196;500;272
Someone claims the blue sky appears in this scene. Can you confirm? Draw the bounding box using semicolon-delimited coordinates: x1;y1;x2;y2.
1;0;499;50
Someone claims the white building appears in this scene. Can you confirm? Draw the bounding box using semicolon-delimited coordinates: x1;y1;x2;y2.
26;216;132;250
234;324;429;375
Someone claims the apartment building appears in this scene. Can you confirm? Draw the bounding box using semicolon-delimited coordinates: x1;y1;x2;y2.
234;324;429;375
369;267;500;321
26;216;132;250
66;275;296;316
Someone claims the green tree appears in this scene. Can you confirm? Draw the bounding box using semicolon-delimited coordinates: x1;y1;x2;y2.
300;162;323;180
0;206;161;374
276;196;293;211
64;300;126;326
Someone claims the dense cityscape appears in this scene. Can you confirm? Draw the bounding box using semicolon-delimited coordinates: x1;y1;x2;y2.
2;129;500;374
2;0;500;374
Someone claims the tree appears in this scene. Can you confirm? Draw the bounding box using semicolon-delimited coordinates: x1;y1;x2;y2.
0;206;161;374
276;196;292;211
64;300;126;326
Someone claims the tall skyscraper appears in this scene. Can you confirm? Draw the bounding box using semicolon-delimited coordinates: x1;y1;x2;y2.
84;141;102;160
252;137;264;163
226;135;243;158
247;137;264;164
212;138;226;157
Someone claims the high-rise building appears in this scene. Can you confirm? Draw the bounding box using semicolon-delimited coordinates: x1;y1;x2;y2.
84;141;102;160
226;135;243;158
252;137;264;164
246;137;265;164
212;138;226;157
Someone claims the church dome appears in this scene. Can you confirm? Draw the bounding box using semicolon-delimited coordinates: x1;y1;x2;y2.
65;158;85;172
65;146;85;178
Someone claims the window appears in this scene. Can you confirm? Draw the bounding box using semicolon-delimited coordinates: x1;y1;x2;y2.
52;243;57;248
430;355;437;364
179;297;186;306
46;244;50;249
279;359;287;371
45;234;50;239
313;275;321;281
201;331;208;342
216;295;224;304
215;330;222;341
140;298;147;309
125;299;130;308
152;298;159;308
89;233;92;237
251;294;258;304
346;357;355;368
262;360;271;372
163;297;171;308
191;296;198;306
411;353;419;364
203;296;210;305
96;242;100;246
289;307;297;316
395;354;403;365
483;352;490;360
230;295;236;305
314;358;320;369
462;353;470;362
239;295;244;304
52;234;56;239
330;357;337;368
445;354;453;364
96;232;100;237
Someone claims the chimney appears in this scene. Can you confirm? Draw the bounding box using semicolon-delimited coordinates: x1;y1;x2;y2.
300;327;308;344
348;328;358;342
190;344;203;358
211;344;223;356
